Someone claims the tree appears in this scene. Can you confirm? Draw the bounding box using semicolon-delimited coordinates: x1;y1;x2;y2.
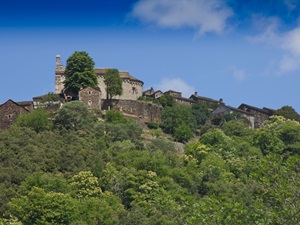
8;187;76;225
159;94;175;108
274;105;300;122
55;101;97;131
104;69;122;99
14;109;53;133
64;51;98;94
191;102;211;128
160;104;196;135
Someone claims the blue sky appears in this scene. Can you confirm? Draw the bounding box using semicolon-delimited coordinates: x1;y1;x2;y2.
1;0;300;112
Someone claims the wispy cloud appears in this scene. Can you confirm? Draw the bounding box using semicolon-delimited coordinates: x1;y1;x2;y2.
130;0;233;36
155;78;195;97
247;16;300;76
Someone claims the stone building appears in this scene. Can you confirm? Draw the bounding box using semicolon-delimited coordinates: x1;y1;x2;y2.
212;104;255;128
189;92;221;107
79;86;102;109
238;103;275;128
55;55;144;101
0;99;30;130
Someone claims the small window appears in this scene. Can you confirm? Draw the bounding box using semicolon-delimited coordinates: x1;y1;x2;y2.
132;87;137;94
88;91;92;95
6;114;13;119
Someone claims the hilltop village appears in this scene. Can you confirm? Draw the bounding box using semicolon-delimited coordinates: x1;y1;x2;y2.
0;54;276;130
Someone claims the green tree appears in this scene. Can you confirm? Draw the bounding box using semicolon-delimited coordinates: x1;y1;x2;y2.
274;105;300;121
70;171;102;199
104;69;122;99
191;102;211;128
41;92;60;103
8;187;76;225
160;104;195;135
55;101;97;131
64;51;98;94
14;109;53;133
105;110;127;124
159;94;175;108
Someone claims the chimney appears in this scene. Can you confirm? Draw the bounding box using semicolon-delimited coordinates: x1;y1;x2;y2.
194;91;198;96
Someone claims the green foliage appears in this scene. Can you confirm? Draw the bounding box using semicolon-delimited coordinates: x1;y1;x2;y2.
70;171;102;198
221;120;250;137
159;94;174;108
105;110;127;124
8;187;76;225
161;104;196;142
275;105;300;121
55;101;97;131
14;109;53;133
64;51;98;94
191;102;211;127
41;92;60;103
137;96;160;104
2;104;300;224
104;69;122;99
145;122;159;129
174;122;194;143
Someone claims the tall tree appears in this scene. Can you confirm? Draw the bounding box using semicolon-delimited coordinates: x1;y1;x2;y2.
104;69;123;99
64;51;98;94
274;105;300;122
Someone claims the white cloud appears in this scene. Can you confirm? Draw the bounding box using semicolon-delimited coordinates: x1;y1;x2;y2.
282;27;300;56
131;0;233;35
278;55;300;74
248;16;300;76
155;78;195;97
246;16;282;45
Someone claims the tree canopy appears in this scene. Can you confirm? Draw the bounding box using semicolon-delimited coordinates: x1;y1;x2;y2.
64;51;98;94
104;69;123;99
274;105;300;122
1;102;300;224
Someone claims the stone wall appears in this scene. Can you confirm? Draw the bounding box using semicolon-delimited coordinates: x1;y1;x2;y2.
102;100;162;123
79;87;102;109
0;100;29;130
97;76;142;100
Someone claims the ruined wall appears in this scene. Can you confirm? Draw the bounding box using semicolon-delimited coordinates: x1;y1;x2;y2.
102;100;162;123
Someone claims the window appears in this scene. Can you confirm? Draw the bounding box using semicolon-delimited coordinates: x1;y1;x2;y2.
132;87;138;94
88;90;93;95
88;100;92;106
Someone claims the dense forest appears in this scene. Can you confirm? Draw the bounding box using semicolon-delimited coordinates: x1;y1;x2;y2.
0;99;299;225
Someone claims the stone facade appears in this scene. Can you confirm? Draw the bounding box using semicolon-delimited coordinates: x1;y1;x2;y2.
238;103;275;128
102;99;162;123
0;99;29;130
17;101;34;111
212;104;255;128
79;86;102;109
55;55;143;101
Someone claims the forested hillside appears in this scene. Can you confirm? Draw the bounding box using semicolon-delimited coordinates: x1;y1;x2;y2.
0;101;299;224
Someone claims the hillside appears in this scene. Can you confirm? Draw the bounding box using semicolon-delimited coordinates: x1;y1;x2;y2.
0;101;300;224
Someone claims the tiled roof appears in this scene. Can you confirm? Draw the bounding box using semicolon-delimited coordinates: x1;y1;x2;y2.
0;99;30;112
94;68;144;84
239;103;274;115
190;94;220;103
